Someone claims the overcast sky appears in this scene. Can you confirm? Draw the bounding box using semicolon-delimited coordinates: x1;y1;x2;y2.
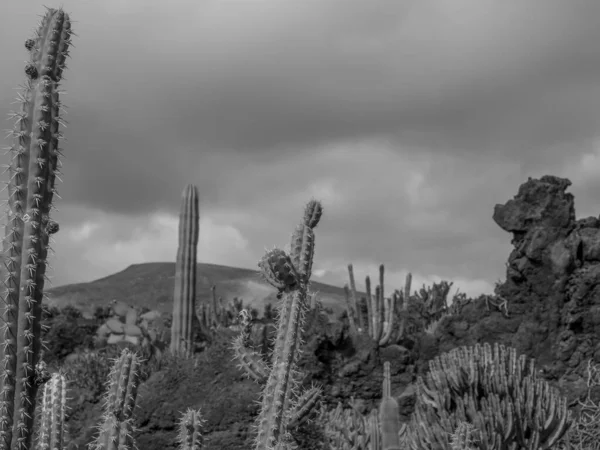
2;0;600;299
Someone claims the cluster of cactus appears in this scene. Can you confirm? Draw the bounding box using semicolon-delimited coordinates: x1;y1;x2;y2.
344;264;469;347
0;11;207;449
321;401;378;450
404;342;573;449
232;200;325;449
196;286;251;332
323;344;573;450
95;300;167;356
321;361;401;450
0;7;72;449
41;349;206;450
344;264;410;346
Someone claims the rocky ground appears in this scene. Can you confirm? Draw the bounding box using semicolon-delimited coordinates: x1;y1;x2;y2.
41;175;600;449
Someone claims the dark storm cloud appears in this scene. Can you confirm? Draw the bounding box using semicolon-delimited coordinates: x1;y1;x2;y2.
3;0;600;215
2;0;600;295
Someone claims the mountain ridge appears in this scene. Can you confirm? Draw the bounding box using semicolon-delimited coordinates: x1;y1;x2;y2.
46;262;349;318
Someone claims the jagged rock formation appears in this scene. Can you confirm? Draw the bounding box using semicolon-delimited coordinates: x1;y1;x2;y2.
311;174;600;425
403;175;600;419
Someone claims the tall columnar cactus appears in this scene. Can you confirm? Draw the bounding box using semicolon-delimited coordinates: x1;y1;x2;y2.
90;349;141;450
171;184;199;357
232;200;324;449
0;7;72;450
36;372;68;450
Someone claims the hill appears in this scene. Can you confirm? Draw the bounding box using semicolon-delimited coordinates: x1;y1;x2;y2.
45;262;349;318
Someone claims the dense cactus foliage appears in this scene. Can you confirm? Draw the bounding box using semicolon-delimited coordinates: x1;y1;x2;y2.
406;342;573;449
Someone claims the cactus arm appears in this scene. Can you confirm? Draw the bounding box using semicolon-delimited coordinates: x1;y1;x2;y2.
345;265;361;334
210;286;219;328
365;276;374;339
394;273;412;344
374;286;383;343
286;384;321;431
343;284;360;339
231;313;270;384
379;294;396;347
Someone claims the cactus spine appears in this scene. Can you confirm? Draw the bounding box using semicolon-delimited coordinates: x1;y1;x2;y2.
171;184;199;357
90;349;141;450
0;8;72;450
36;372;67;450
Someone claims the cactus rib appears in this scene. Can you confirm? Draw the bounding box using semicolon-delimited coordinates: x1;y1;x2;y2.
171;184;199;357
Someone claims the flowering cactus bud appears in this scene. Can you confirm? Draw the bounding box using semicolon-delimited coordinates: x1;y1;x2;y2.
258;248;298;290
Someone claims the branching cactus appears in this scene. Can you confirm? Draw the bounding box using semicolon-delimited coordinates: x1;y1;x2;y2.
232;200;324;449
36;372;68;450
177;408;205;450
196;285;247;333
0;7;73;450
406;342;573;449
344;265;412;347
171;184;199;357
90;349;141;450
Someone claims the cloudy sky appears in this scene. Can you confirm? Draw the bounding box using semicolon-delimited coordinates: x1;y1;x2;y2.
2;0;600;299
